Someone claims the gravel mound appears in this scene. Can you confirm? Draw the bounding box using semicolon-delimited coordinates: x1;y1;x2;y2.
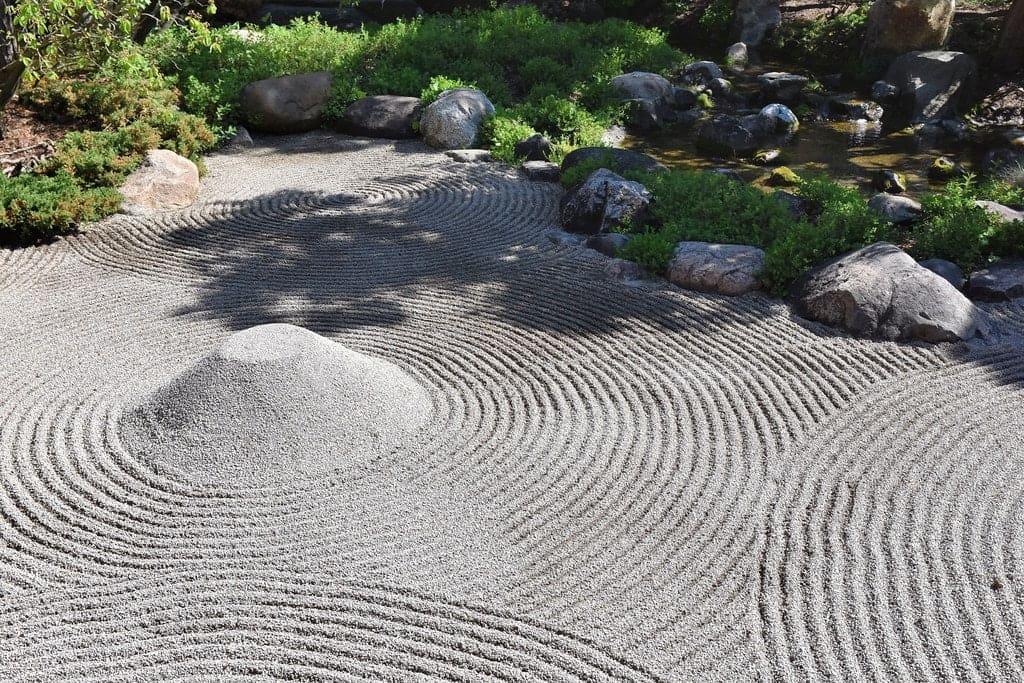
121;323;431;484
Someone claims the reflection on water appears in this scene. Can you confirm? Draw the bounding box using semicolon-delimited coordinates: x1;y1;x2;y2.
623;118;975;196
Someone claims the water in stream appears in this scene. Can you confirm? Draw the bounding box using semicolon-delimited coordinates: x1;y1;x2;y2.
622;66;978;197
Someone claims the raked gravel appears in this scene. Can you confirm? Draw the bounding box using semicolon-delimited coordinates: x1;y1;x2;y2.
0;131;1023;681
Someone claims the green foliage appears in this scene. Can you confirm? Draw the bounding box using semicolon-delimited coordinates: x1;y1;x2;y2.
911;178;1003;270
763;177;891;294
628;169;795;248
698;0;734;37
618;230;677;274
480;112;538;163
0;172;121;245
765;4;872;81
11;0;216;81
149;6;686;153
560;152;621;188
419;75;475;104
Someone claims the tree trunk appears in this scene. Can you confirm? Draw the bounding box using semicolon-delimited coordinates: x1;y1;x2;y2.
0;0;24;129
996;0;1024;73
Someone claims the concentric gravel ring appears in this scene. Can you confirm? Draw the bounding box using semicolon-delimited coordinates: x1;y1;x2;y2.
2;133;1023;680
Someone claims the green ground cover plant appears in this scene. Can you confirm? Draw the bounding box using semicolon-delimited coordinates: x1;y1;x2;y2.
145;7;686;159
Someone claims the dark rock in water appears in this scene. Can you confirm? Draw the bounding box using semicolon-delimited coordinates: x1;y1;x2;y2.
673;87;700;110
515;134;553;161
586;232;632;257
871;80;900;103
561;147;667;177
885;50;977;122
241;72;333;133
758;72;808;104
772;190;810;219
682;61;724;86
872;169;907;194
667;241;766;295
967;259;1024;301
766;166;800;187
760;104;799;134
694;113;776;157
868;192;923;224
821;96;884;122
792;242;988;343
928;156;959;179
821;73;843;90
624;98;666;131
341;95;422;139
521;160;560;183
560;169;651;235
919;258;965;289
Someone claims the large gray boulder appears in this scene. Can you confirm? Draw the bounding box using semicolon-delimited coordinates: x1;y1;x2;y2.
792;242;987;343
694;113;776;157
863;0;955;60
966;260;1024;301
240;72;333;134
667;242;765;296
611;72;674;106
420;88;495;149
682;61;724;86
760;104;799;134
560;169;651;235
885;51;977;122
341;95;422;139
758;72;808;104
119;149;200;215
560;147;667;176
918;258;964;289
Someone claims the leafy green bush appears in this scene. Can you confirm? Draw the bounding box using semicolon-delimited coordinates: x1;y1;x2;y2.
628;169;795;248
911;178;1003;270
763;177;891;293
419;75;476;104
619;229;677;274
0;173;122;245
480;112;538;163
148;6;686;154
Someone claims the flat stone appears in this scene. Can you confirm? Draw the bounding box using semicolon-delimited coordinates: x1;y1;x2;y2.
792;242;987;342
967;259;1024;301
119;149;200;215
521;160;560;182
821;96;884;122
666;241;765;296
604;258;646;281
868;192;923;224
885;51;977;122
682;61;724;86
585;232;631;257
445;149;492;162
758;72;808;103
975;200;1024;224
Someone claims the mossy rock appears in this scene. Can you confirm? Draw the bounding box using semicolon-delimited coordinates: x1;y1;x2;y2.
928;156;958;180
766;166;801;187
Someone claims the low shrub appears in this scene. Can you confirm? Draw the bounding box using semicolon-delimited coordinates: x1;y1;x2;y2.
480;111;538;163
763;177;891;293
419;75;476;104
0;173;122;245
764;4;872;82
